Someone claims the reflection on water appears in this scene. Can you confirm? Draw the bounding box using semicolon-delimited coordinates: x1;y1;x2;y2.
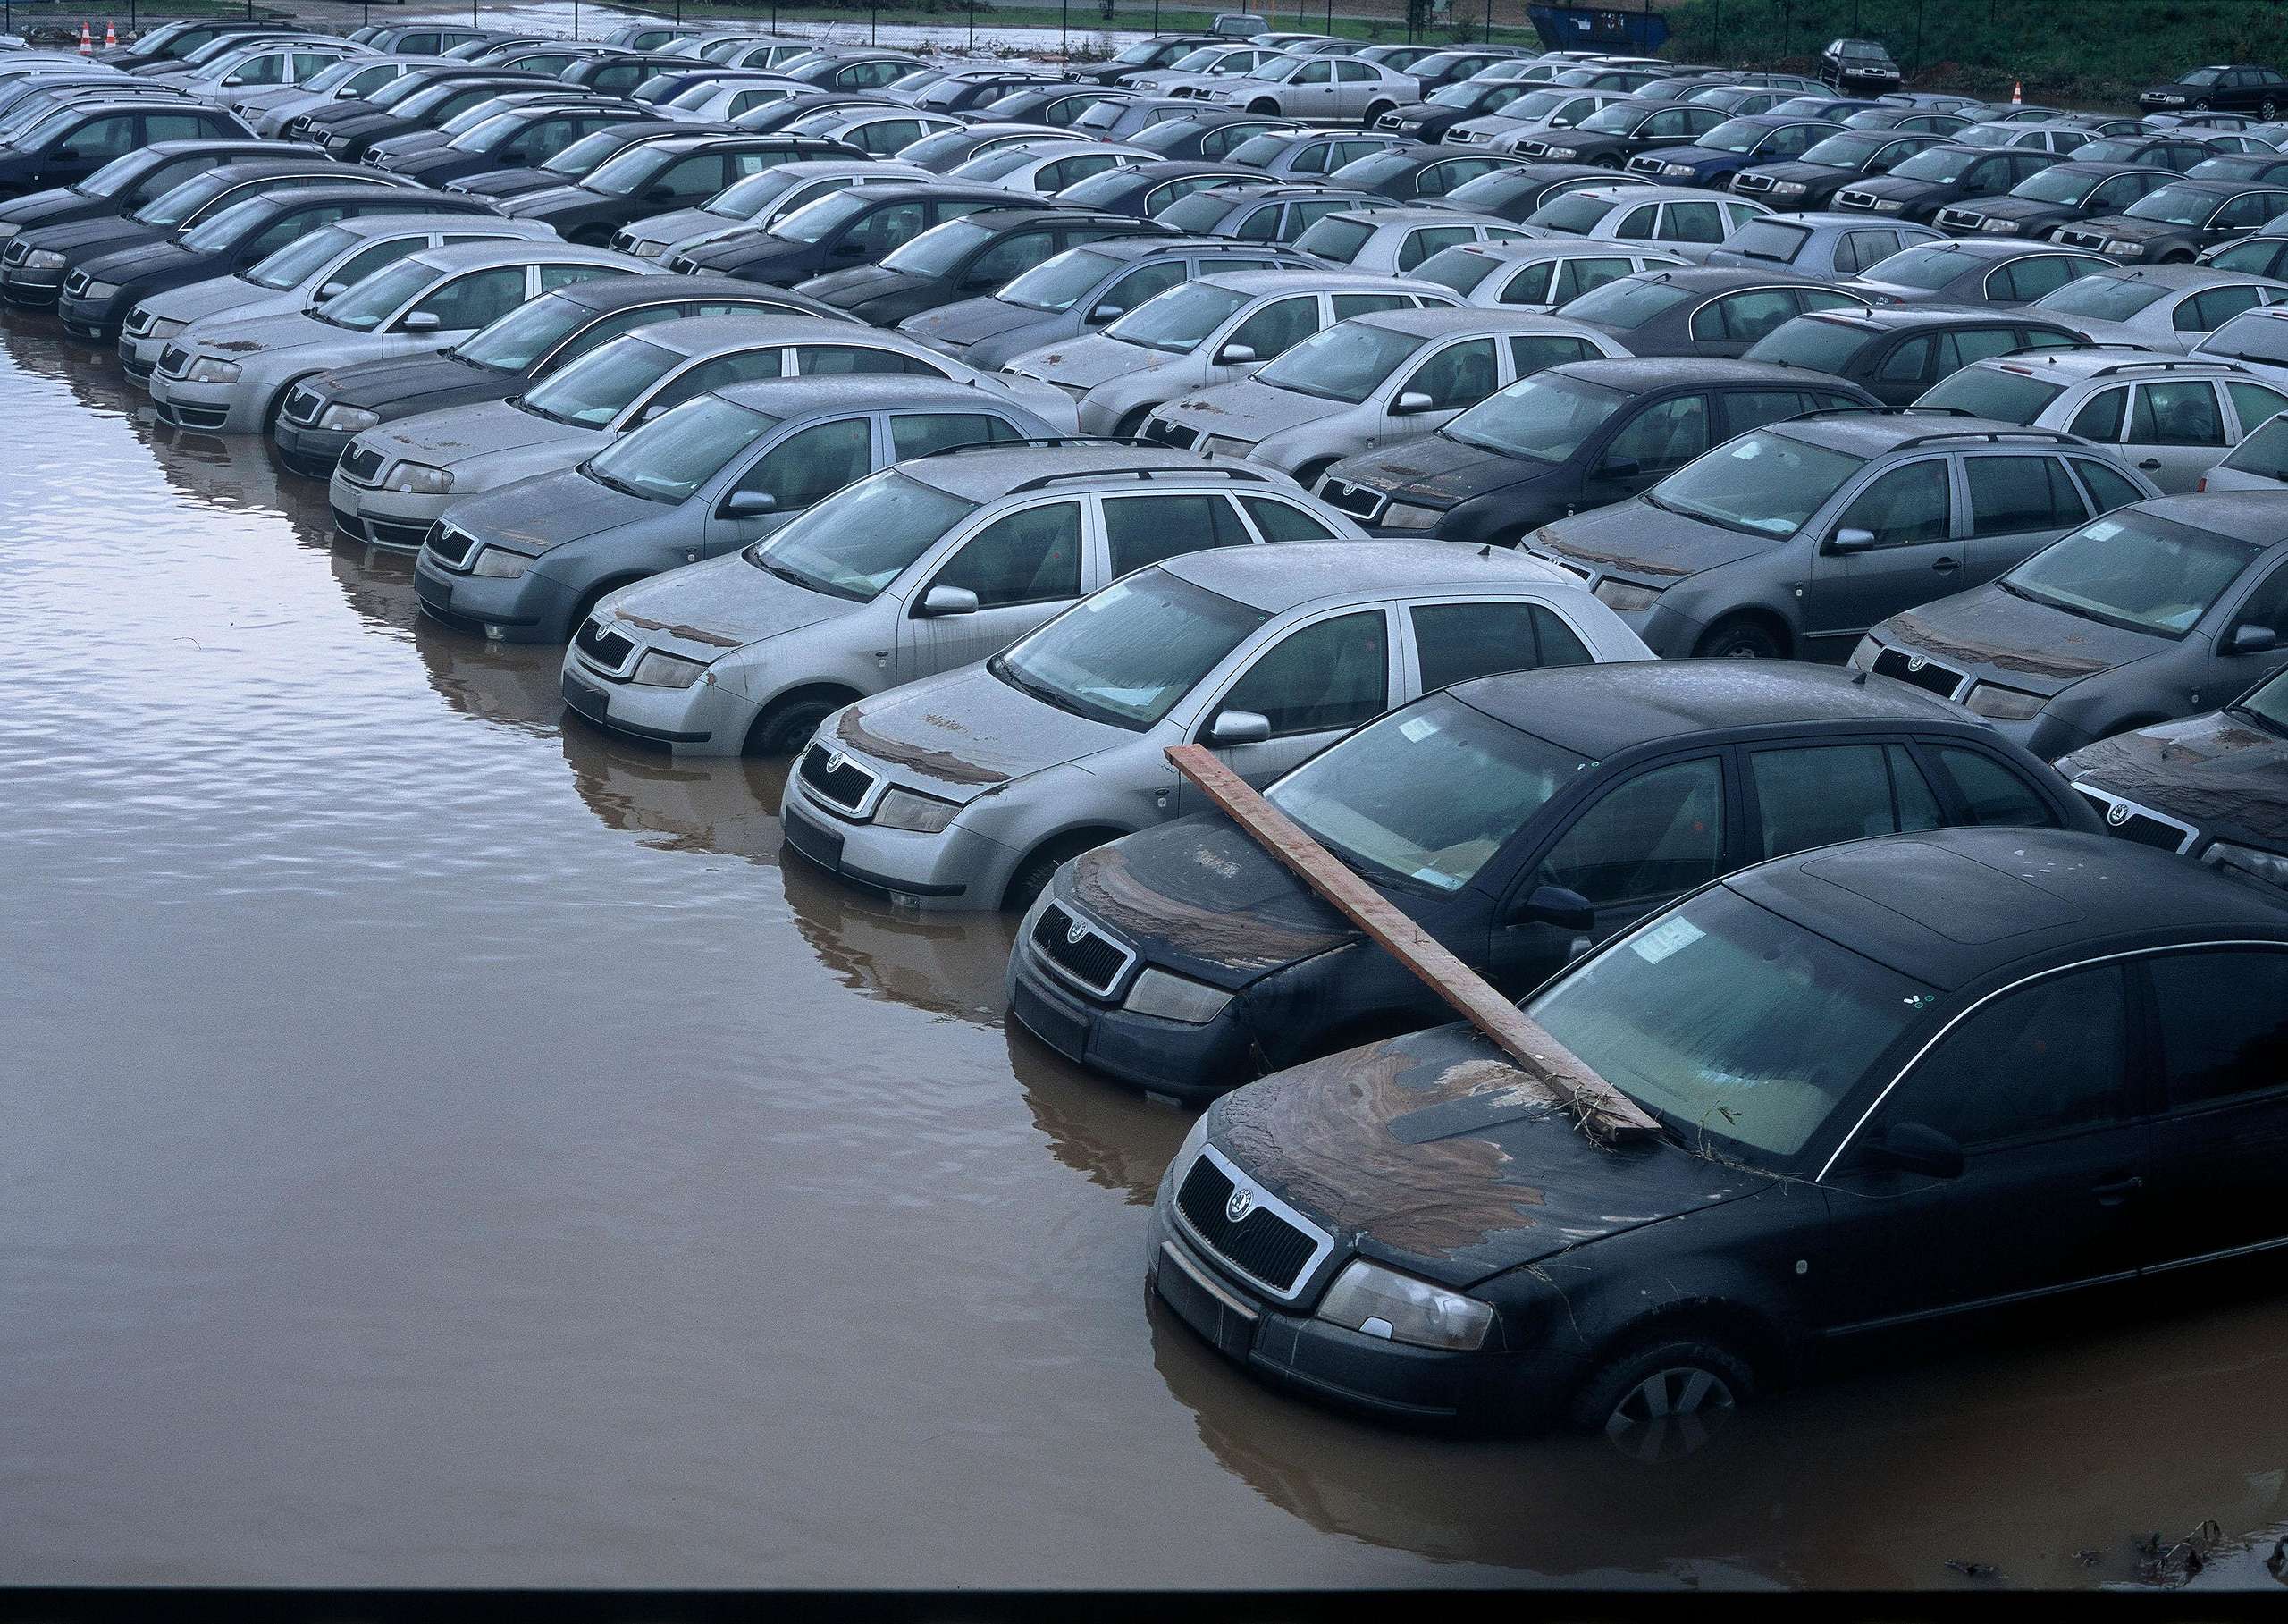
4;301;2286;1590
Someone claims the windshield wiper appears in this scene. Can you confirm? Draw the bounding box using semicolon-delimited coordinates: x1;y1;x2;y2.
584;466;650;501
2227;702;2288;737
988;653;1098;720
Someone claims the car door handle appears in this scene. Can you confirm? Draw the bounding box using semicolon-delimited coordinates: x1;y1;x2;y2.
2092;1174;2144;1204
2138;458;2162;470
1931;556;1960;572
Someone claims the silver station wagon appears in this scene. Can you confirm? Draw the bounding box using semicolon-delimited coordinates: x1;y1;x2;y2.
553;443;1365;753
780;542;1649;910
998;268;1464;439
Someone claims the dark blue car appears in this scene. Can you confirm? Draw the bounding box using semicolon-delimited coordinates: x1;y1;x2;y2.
1624;115;1843;184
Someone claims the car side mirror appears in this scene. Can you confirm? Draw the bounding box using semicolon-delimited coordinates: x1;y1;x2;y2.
721;490;777;518
1507;883;1594;932
317;281;347;299
1215;341;1257;365
1863;1121;1964;1179
644;185;676;203
1206;709;1272;746
834;239;865;255
1392;390;1436;415
51;147;80;164
1600;456;1641;480
400;311;442;333
917;584;979;618
1088;301;1124;323
1828;526;1876;554
2230;622;2279;653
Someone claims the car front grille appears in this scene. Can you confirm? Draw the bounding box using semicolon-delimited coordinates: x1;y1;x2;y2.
799;741;878;813
1143;418;1198;449
161;402;228;431
1626;155;1665;175
331;503;366;542
1872;645;1966;699
1835;189;1880;210
1174;1155;1318;1295
1733;172;1774;193
575;617;636;673
337;442;386;484
283;386;326;426
157;344;192;378
1936;206;1982;230
426;524;477;568
666;253;700;273
2074;787;2198;854
3;240;29;266
1030;899;1131;998
1321;480;1386;520
123;307;155;337
63;271;89;298
366;517;431;551
2057;227;2107;249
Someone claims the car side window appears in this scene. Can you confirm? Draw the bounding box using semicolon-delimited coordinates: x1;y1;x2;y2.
1838;229;1900;274
2149;949;2288;1108
2070;386;2129;442
1965;454;2088;535
400;265;524;331
60;114;138;160
1749;741;1945;859
845;200;930;256
1602;393;1710;474
1331;292;1409;318
796;345;944;376
2065;456;2143;514
1877;336;1935;383
1494;261;1557;306
539;264;618;294
733;417;871;509
1692;288;1797;344
1879;965;2132;1148
1399;226;1474;270
931;501;1084;609
1662;200;1726;243
331;240;416;289
2228;380;2288;431
1401;339;1500;410
1229;295;1318;358
887;411;1018;460
1552;255;1633;301
1614;204;1659;238
1105;261;1186;315
1837;459;1951;547
2216;191;2277;229
1237;494;1337;541
1232;204;1282;241
2186;285;2266;331
1535;756;1725;908
1410;600;1554;690
1719;388;1813;438
2129;380;2225;446
648;348;782;416
1930;745;2060;826
1938;326;2028;373
1510;334;1597;374
1218;610;1389;739
1099;492;1252;576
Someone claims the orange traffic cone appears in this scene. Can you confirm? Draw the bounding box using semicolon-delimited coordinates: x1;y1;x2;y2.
78;21;91;54
2010;79;2023;105
104;21;116;46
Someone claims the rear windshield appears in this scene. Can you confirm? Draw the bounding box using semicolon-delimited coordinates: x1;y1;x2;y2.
2198;309;2288;366
1745;315;1872;372
1526;193;1617;234
1916;364;2067;422
1292;215;1375;264
1723;219;1811;263
2031;275;2169;319
1414;247;1502;294
2222;411;2288;480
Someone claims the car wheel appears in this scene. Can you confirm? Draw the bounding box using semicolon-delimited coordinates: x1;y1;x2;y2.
746;690;849;757
1249;99;1280;116
1570;1335;1753;1463
570;225;614;248
2266;99;2281;121
1364;101;1394;128
1005;831;1115;912
1290;458;1336;490
1114;406;1153;439
1694;614;1788;659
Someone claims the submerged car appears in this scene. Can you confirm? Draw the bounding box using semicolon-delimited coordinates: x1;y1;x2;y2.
779;543;1640;909
1014;661;2090;1105
1148;824;2282;1435
1854;491;2288;759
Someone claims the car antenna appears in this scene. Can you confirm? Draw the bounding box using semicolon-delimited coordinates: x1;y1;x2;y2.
1852;666;1868;685
1478;543;1493;557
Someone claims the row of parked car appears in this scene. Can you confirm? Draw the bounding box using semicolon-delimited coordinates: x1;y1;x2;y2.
14;19;2288;1452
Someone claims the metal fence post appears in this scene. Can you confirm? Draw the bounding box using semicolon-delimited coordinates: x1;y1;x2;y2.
871;0;879;46
1061;0;1070;58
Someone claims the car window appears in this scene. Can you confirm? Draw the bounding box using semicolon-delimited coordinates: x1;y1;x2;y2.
1553;255;1636;301
1719;388;1815;437
1693;287;1797;344
1964;454;2088;534
2070;385;2129;442
2150;949;2288;1107
2069;456;2145;513
1229;294;1318;358
1106;262;1186;315
931;501;1083;608
1836;459;1950;546
1331;292;1409;318
1409;599;1588;690
647;348;783;415
144;113;222;144
1662;199;1726;242
1602;393;1710;475
1614;203;1658;238
2187;285;2267;330
1930;744;2060;825
1237;493;1337;541
1220;610;1390;739
2130;379;2226;446
1399;225;1475;270
2228;379;2288;430
795;345;944;376
1536;755;1725;907
1232;203;1281;242
1750;741;1945;858
1510;333;1598;374
61;114;138;160
538;263;617;294
733;417;872;509
406;265;526;332
1401;338;1499;409
1099;492;1252;576
1877;335;1937;383
1837;230;1902;273
1880;965;2132;1147
887;411;1019;460
329;240;416;290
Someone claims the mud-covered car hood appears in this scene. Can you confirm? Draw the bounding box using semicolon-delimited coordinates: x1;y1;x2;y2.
593;548;860;650
1060;813;1358;991
441;467;655;554
2058;708;2288;846
1329;430;1539;505
360;398;582;467
1531;500;1781;581
1207;1022;1771;1285
176;307;329;358
1838;175;1950;204
829;662;1131;803
78;239;212;287
898;295;1042;349
2071;214;2197;245
1880;582;2166;695
311;350;511;413
1159;375;1341;442
1951;195;2074;226
1008;332;1175;390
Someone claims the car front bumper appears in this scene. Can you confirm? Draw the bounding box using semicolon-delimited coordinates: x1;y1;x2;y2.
411;553;569;643
148;372;269;435
0;262;63;307
778;766;1019;907
557;643;756;752
56;289;132;342
329;474;456;552
273;418;356;479
1004;933;1255;1103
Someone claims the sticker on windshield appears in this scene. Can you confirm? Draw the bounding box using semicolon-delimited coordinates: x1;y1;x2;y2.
1631;915;1704;964
1398;714;1440;743
2083;518;2122;541
1730;440;1762;460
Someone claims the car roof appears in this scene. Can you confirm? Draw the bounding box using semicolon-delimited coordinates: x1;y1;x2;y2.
1773;409;2063;452
1195;267;1435;294
1333;205;1510;229
609;309;911;358
1439;238;1684;265
1161;538;1565;609
1874;236;2087;265
1560;184;1735;206
900;441;1251;501
931;205;1143;232
395;240;637;277
1972;345;2250;381
1342;305;1581;336
1800;303;2074;332
327;211;553;239
1549;355;1861;391
549;272;845;317
1729;827;2288;991
1607;265;1821;291
2131;489;2288;543
711;375;1023;414
2077;262;2288;290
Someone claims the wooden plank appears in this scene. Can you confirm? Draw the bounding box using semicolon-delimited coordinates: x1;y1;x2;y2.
1166;743;1660;1145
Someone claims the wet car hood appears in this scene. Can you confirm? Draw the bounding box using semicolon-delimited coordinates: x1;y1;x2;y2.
830;662;1132;802
1958;195;2074;223
1011;332;1173;388
444;467;657;554
898;295;1043;348
798;265;928;305
0;190;113;231
382;148;474;180
1210;1022;1770;1285
1333;430;1537;504
1532;499;1780;581
21;215;163;257
360;398;574;465
2074;214;2197;243
1061;813;1357;991
315;349;509;412
2057;708;2288;845
1160;375;1342;441
1840;174;1947;201
80;239;218;289
500;184;609;220
1881;581;2166;694
450;166;559;198
675;230;808;271
1743;159;1855;185
596;548;861;651
623;205;724;244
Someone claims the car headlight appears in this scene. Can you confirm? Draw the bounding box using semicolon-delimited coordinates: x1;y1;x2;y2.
391;462;454;496
1964;681;2045;720
320;404;381;433
150;316;188;339
1847;635;1880;672
23;248;65;269
1315;1258;1494;1351
2203;839;2288;887
186;357;240;383
871;785;961;833
1769;180;1807;197
82;280;120;299
630;649;709;689
1661;162;1694;177
1540;144;1578;160
1123;966;1234;1025
1594;577;1662;612
1380;501;1443;529
1981;217;2022;233
469;546;533;579
2107;239;2144;257
1870;198;1905;213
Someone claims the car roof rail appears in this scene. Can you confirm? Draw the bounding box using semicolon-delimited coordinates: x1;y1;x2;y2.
2085;355;2239;377
1784;405;1976;422
1891;425;2087;450
916;434;1130;460
1013;459;1275;491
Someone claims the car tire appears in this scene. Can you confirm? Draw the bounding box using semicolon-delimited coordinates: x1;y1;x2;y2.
1593;156;1619;169
1569;1334;1753;1461
2265;99;2281;121
1364;101;1395;128
1113;406;1153;439
747;689;851;757
1249;99;1280;116
1695;614;1788;659
1005;831;1115;912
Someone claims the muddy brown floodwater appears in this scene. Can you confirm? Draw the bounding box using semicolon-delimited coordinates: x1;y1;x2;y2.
6;309;2288;1593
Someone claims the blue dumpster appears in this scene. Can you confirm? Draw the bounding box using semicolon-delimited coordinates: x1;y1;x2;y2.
1527;4;1671;55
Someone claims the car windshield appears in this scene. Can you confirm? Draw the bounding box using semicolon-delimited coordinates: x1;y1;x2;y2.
1648;430;1868;537
539;129;634;177
1563;276;1695;330
1155;189;1239;231
77;151;160;200
997;247;1123;313
1268;693;1588;893
2004;508;2264;635
947;145;1037;182
178;197;280;254
993;568;1268;729
446;111;527;151
1701;118;1778;155
1415;247;1503;294
2006;164;2103;204
1226;133;1292;165
585;394;780;503
1330;149;1421;188
301;57;371;92
1165;49;1223;72
450;290;595;371
748;469;980;601
311;256;436;330
1525;192;1616;233
1134;118;1218;154
1801;132;1890;166
2184;68;2225;87
130;172;232;228
1861;243;1975;289
1499;88;1577;123
366;72;432;109
241;223;364;290
1253;57;1309;83
2031;275;2170;318
880;216;997;275
1103;282;1251;352
583;145;677;197
1745;315;1872;372
1292;215;1375;263
1255;320;1426;401
2128;184;2231;225
1915;363;2067;421
1112;39;1169;64
1444;372;1624;460
1888;147;1976;182
517;334;684;425
1053;163;1148;206
1424;81;1489;108
2198;308;2288;366
1528;886;1931;1162
2222;410;2288;479
1574;102;1648;133
770;186;886;243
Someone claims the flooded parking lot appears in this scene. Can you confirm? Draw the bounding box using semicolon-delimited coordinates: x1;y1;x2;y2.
7;307;2288;1591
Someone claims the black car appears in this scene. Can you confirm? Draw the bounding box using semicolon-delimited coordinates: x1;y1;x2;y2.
1932;161;2177;239
776;51;927;94
1510;98;1732;170
1372;77;1552;144
1130;111;1300;163
361;92;632;167
2070;133;2220;174
1557;265;1870;359
1012;661;2092;1107
795;206;1168;326
0;137;297;248
906;69;1064;115
1745;307;2090;403
978;83;1140;128
54;183;493;343
1065;34;1222;87
443;120;692;201
1328;142;1521;202
664;181;1016;285
500;134;866;246
1731;130;1952;210
303;72;558;160
1821;38;1904;93
1845;238;2115;305
1831;142;2064;223
2141;63;2288;120
1841;106;1973;136
1405;47;1534;96
559;51;694;97
371;104;654;189
1436;162;1658;225
1047;158;1265;219
2053;179;2288;264
1147;822;2284;1437
0;96;253;202
97;18;288;72
728;91;907;136
1150;181;1383;246
1622;114;1845;186
0;157;399;309
1316;357;1875;543
272;273;848;479
1224;128;1405;181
